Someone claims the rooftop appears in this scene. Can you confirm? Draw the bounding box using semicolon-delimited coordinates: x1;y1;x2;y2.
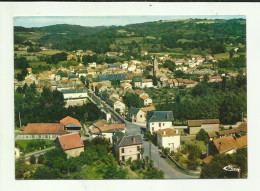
21;123;66;134
147;111;174;122
156;128;178;137
91;124;126;134
188;119;220;127
60;116;82;128
57;133;84;150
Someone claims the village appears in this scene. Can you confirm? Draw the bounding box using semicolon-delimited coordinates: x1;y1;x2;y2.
14;47;247;179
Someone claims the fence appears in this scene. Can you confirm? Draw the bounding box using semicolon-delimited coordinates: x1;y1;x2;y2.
167;154;201;175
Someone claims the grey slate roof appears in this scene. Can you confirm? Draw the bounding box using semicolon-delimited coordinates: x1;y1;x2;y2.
118;134;143;147
98;73;126;81
128;107;140;115
61;89;85;94
112;132;125;142
146;111;174;122
65;123;81;128
108;64;118;68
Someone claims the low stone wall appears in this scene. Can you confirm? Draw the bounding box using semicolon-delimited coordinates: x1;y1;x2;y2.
167;154;201;175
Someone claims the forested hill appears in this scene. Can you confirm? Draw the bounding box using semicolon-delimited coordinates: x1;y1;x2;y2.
14;18;246;55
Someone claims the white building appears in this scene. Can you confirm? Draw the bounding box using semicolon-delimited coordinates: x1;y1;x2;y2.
156;128;180;152
146;111;174;134
89;62;97;68
141;79;153;88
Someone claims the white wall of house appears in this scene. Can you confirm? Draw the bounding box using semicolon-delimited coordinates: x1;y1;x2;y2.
119;144;142;161
63;92;88;100
141;82;153;88
16;134;59;140
129;110;146;123
65;147;84;158
157;134;180;152
114;101;125;113
143;98;153;106
148;121;172;134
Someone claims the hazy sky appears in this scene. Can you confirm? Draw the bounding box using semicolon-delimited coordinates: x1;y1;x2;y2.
14;15;245;28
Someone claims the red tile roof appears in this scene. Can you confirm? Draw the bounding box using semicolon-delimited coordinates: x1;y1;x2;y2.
156;128;178;136
202;155;214;164
188;119;220;127
140;106;156;112
21;123;65;134
57;133;84;150
60;116;82;127
213;135;247;154
140;95;150;100
91;124;126;134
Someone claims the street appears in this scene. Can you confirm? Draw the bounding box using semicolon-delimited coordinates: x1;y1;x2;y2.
142;140;199;179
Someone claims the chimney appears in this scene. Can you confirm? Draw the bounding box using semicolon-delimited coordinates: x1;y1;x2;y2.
133;136;136;144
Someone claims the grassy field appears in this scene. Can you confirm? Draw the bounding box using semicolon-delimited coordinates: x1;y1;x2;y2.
15;32;43;40
183;140;206;153
214;52;230;59
146;36;156;40
115;37;143;44
177;39;194;43
37;49;63;55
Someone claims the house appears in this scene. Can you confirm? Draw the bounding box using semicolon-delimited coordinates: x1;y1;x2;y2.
182;79;198;88
140;95;153;106
89;62;97;68
141;79;153;88
120;82;132;90
210;135;247;155
188;119;220;134
128;106;156;123
113;133;143;161
109;97;125;113
146;111;174;134
128;65;136;72
60;116;82;132
56;133;84;157
156;128;180;152
121;62;128;70
17;123;68;140
61;89;88;100
90;124;126;143
132;76;143;88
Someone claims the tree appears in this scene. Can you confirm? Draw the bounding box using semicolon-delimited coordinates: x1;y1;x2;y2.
219;91;246;124
15;157;29;179
123;92;143;108
38;155;45;164
196;129;209;143
115;108;121;114
29;155;36;164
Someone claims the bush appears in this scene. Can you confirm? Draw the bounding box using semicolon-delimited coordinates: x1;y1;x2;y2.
130;159;144;171
38;155;45;164
29;155;36;164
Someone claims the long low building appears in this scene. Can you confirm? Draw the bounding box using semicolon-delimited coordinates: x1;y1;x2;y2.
188;119;220;134
61;89;88;100
17;123;68;140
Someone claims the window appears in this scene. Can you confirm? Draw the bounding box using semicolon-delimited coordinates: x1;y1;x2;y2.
159;123;161;127
137;146;140;151
152;127;154;132
152;123;154;125
138;154;140;160
45;135;48;138
140;115;142;118
121;148;124;153
163;123;165;126
32;135;34;139
122;156;125;161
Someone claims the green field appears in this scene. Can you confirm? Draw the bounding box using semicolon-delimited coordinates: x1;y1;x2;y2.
183;140;206;153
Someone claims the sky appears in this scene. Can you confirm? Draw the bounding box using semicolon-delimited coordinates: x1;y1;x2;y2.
14;15;245;28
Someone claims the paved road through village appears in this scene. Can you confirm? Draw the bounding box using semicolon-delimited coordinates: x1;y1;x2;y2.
86;89;199;179
143;140;199;179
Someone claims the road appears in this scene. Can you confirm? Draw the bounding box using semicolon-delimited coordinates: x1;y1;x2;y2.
143;140;199;179
86;89;199;178
24;146;55;160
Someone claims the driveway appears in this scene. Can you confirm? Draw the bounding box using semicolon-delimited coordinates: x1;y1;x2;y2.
142;140;199;179
124;120;142;136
